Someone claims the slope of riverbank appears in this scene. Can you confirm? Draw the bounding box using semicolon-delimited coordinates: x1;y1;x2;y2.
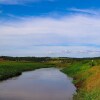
62;60;100;100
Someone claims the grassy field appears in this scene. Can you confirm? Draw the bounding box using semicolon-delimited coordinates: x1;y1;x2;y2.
0;61;55;81
62;59;100;100
0;57;100;100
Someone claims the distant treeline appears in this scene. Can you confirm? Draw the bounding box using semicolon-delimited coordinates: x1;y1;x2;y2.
0;56;100;62
0;56;51;62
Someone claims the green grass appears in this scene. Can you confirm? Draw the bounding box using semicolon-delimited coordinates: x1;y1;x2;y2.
0;61;55;81
0;59;100;100
62;60;100;100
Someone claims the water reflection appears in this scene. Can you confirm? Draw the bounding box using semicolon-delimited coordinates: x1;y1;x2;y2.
0;68;76;100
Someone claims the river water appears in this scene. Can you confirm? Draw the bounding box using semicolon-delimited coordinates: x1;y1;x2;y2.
0;68;76;100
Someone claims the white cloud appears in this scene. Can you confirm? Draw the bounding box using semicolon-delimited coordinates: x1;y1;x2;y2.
0;13;100;57
1;15;100;44
0;0;53;5
46;46;100;57
68;8;100;15
1;46;100;57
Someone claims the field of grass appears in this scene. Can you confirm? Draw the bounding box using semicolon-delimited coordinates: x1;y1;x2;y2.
62;59;100;100
0;57;100;100
0;61;55;81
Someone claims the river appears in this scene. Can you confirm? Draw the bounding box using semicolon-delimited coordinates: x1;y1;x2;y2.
0;68;76;100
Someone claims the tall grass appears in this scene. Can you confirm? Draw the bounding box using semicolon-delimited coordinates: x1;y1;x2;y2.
62;60;100;100
0;61;55;81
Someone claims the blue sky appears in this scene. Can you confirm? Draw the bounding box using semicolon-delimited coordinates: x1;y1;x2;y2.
0;0;100;17
0;0;100;57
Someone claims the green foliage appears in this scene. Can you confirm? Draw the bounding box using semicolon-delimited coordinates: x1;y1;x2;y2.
0;61;54;81
61;59;100;100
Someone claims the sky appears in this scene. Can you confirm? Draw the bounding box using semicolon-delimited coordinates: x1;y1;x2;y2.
0;0;100;57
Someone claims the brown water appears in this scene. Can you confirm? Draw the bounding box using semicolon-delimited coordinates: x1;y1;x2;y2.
0;68;76;100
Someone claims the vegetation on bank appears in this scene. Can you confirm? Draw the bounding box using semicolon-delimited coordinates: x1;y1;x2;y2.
0;56;100;100
0;61;55;81
62;59;100;100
